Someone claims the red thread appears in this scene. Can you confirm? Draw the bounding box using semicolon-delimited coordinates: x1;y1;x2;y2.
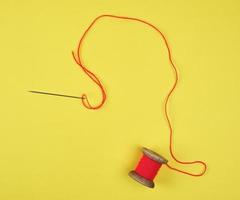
72;14;207;176
135;155;162;180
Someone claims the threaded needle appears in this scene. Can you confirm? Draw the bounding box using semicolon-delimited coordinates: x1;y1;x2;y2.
29;90;84;99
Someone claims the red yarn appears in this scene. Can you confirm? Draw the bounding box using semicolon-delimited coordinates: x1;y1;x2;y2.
135;155;162;180
72;14;207;176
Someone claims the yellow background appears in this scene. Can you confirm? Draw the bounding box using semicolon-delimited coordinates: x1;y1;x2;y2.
0;0;239;199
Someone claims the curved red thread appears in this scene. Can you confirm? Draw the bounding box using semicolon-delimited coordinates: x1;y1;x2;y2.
73;14;207;176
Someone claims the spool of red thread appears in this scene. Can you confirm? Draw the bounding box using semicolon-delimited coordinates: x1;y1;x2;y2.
129;147;168;188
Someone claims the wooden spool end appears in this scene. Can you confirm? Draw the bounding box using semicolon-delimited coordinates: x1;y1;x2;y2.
142;147;168;164
128;147;168;188
129;170;155;188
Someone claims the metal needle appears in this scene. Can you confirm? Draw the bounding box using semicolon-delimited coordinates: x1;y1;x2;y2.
29;90;84;99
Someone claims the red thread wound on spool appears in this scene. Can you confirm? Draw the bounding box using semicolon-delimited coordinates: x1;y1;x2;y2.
129;147;168;188
135;155;162;180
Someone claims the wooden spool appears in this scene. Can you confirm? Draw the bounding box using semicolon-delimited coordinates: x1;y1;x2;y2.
128;147;168;188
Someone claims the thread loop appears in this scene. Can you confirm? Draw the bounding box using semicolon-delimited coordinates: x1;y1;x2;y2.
73;14;207;176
